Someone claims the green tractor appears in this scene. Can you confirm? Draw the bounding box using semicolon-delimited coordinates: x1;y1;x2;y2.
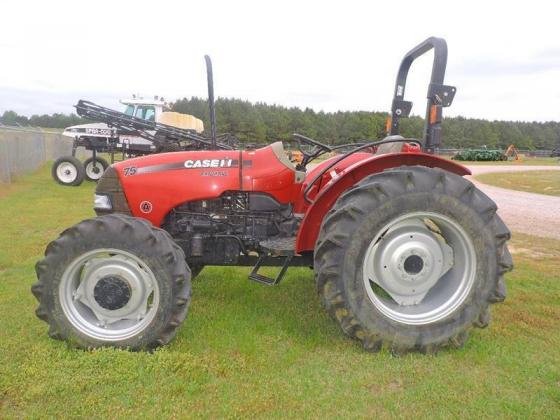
452;148;507;161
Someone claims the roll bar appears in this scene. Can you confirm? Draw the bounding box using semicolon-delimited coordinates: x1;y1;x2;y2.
389;37;456;153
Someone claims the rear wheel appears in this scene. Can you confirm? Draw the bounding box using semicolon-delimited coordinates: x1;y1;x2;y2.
84;156;109;181
52;156;85;186
315;166;512;354
32;214;192;350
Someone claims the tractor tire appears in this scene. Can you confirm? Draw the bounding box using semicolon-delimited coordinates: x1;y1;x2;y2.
32;214;192;350
83;156;109;182
52;156;85;186
314;166;512;354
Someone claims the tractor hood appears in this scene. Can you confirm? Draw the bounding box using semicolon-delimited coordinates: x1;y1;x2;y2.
97;143;303;226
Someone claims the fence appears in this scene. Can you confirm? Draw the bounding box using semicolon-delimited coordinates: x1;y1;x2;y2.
0;126;89;183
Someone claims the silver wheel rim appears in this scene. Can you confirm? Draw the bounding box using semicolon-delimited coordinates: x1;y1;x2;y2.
362;212;476;325
59;248;160;341
56;162;78;183
85;161;104;180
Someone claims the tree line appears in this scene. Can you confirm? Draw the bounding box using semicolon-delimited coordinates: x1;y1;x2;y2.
2;99;559;150
0;110;86;130
173;97;559;150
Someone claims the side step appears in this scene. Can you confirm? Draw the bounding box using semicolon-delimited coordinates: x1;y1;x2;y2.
249;237;295;286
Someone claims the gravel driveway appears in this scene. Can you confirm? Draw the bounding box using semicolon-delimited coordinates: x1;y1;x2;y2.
466;165;560;239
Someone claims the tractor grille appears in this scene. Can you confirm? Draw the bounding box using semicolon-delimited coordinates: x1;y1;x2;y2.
95;166;131;216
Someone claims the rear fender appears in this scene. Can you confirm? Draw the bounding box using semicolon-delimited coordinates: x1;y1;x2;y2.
295;153;470;253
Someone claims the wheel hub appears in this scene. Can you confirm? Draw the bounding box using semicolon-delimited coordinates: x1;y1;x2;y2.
93;276;131;310
56;162;77;183
362;212;476;325
86;162;103;178
404;255;423;274
59;249;159;340
368;219;453;306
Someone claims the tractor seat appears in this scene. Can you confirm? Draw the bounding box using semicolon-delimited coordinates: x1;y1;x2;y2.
270;141;296;170
270;142;306;183
374;135;408;155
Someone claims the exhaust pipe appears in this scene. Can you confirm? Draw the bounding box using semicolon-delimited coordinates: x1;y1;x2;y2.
204;55;217;149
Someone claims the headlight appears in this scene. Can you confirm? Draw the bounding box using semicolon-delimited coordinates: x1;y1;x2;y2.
94;194;112;210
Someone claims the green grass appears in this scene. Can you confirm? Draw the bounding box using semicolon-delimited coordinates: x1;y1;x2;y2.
476;170;560;196
1;166;559;418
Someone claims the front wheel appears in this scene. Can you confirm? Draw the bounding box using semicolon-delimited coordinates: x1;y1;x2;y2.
84;156;109;181
32;214;192;350
314;166;512;354
52;156;85;186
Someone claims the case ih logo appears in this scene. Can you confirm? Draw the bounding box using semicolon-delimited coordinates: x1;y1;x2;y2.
139;201;153;213
184;159;233;169
132;158;251;175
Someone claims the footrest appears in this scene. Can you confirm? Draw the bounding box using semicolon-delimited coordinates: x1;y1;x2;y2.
248;272;279;286
249;254;293;286
259;237;296;256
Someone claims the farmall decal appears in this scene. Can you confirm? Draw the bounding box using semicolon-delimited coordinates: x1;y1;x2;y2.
184;159;233;169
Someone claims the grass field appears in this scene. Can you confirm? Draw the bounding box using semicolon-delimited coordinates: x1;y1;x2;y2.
1;166;559;418
475;170;560;196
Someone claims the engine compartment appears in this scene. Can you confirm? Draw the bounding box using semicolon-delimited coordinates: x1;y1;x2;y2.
163;192;299;265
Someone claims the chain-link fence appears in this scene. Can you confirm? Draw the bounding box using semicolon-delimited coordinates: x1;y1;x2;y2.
0;127;89;183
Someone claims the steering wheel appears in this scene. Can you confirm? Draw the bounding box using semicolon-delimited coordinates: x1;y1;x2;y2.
292;133;332;169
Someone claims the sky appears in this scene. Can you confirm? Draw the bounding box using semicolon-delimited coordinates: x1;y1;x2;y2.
1;0;559;122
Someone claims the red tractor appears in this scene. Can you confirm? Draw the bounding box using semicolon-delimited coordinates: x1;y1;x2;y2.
32;38;512;354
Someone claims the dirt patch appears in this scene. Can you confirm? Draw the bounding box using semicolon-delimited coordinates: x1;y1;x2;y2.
508;244;557;259
466;165;560;240
0;182;14;198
